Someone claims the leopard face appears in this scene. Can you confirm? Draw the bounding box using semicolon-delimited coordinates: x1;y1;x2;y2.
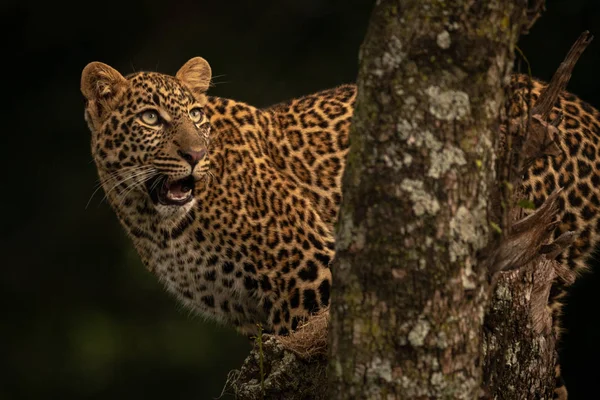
82;57;213;219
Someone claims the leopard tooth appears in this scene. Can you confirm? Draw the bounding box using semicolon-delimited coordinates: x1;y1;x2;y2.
167;191;188;201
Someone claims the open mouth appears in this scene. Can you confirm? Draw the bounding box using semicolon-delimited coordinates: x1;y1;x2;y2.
146;175;195;206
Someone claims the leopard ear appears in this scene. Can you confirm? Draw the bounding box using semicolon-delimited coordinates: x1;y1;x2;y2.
176;57;212;96
81;61;126;102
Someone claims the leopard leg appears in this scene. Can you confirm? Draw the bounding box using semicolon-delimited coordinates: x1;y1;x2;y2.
549;281;569;400
553;363;568;400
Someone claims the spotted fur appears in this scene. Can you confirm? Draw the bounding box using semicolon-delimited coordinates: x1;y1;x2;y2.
81;59;599;398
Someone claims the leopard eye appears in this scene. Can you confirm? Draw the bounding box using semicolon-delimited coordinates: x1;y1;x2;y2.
189;107;204;123
140;110;160;126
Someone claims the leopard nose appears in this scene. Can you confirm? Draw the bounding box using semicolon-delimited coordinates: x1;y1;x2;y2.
178;148;207;166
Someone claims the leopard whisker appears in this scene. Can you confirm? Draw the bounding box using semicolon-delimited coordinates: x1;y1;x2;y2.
206;170;216;185
100;167;156;205
86;166;152;209
97;165;154;187
89;167;154;206
116;170;159;208
89;165;154;197
149;174;166;194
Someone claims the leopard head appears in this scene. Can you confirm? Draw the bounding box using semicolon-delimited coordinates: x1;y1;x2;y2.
81;57;212;218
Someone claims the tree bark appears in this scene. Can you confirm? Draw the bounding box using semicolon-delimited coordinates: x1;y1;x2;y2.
328;0;526;398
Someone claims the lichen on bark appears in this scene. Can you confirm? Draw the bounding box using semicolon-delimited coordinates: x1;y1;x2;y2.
224;336;328;400
482;260;558;400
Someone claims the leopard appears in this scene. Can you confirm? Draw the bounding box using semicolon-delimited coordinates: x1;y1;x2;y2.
81;57;600;399
81;57;352;336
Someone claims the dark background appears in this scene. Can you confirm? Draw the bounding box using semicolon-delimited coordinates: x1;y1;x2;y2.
1;0;599;399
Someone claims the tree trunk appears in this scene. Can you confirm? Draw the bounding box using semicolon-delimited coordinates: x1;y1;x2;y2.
328;0;526;398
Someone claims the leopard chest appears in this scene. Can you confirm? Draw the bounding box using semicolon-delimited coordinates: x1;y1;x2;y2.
137;234;269;327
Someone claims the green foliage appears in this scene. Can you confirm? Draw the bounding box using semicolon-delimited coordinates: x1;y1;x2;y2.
490;221;503;234
255;324;266;399
518;199;537;210
515;45;533;78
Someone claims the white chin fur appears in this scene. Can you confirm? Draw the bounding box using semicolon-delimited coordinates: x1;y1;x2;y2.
155;198;195;218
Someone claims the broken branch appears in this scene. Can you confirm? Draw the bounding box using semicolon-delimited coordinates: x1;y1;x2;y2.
522;0;546;35
482;189;576;274
531;30;594;118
